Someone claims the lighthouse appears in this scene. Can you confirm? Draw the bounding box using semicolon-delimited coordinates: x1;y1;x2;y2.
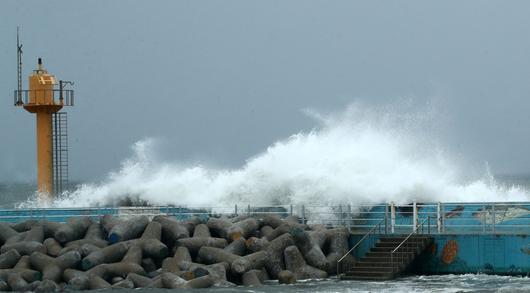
14;29;74;200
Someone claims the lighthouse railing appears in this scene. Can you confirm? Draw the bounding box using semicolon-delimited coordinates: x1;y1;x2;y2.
14;89;74;107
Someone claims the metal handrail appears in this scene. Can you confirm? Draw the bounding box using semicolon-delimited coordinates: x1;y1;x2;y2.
3;202;530;233
14;89;74;107
390;216;431;272
336;218;386;277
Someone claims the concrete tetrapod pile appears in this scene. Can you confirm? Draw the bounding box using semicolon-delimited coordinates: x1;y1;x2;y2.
0;213;355;291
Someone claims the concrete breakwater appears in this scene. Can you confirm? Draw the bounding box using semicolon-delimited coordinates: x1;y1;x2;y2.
0;213;354;291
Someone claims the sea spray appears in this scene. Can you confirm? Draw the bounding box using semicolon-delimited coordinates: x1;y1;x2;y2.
18;103;530;208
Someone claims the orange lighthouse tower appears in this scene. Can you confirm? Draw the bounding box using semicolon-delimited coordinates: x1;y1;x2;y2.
14;29;74;200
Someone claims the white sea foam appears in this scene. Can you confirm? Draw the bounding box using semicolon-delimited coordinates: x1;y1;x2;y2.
21;102;529;208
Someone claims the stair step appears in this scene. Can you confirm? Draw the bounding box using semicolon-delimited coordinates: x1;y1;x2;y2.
378;237;406;241
378;237;429;241
340;274;394;281
371;246;422;252
374;245;424;251
367;250;417;255
368;249;420;254
339;236;433;281
360;256;416;265
347;266;395;273
360;257;411;264
378;236;431;242
370;246;394;252
351;265;404;273
376;241;426;247
365;251;416;258
353;261;402;268
345;271;394;278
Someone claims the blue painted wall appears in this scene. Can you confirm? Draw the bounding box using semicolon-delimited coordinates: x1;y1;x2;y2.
350;234;530;275
349;202;530;275
415;234;529;275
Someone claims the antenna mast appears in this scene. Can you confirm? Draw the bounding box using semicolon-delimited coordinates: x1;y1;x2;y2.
13;27;76;199
16;27;23;105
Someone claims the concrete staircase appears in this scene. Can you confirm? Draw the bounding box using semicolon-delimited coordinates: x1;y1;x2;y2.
341;235;433;280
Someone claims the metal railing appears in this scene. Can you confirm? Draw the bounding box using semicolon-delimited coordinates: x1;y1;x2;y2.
1;202;529;234
0;205;303;223
390;217;432;271
352;201;530;235
436;202;530;234
0;204;350;224
336;218;386;277
14;89;74;107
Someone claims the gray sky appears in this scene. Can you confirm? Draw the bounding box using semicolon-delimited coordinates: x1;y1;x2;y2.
1;0;530;182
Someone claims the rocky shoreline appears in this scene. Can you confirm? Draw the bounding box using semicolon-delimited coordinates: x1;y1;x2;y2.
0;213;354;291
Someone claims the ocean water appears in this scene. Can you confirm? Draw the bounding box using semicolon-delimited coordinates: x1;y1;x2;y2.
98;275;530;292
0;182;36;208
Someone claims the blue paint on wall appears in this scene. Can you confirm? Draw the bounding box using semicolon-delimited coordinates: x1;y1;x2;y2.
349;234;530;275
349;202;530;275
416;235;529;275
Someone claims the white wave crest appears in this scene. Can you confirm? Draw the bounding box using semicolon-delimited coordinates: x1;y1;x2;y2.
23;102;529;208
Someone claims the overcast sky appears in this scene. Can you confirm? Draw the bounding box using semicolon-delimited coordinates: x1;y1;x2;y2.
2;1;530;182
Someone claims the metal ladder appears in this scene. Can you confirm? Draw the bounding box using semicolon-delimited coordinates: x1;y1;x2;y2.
52;112;69;195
